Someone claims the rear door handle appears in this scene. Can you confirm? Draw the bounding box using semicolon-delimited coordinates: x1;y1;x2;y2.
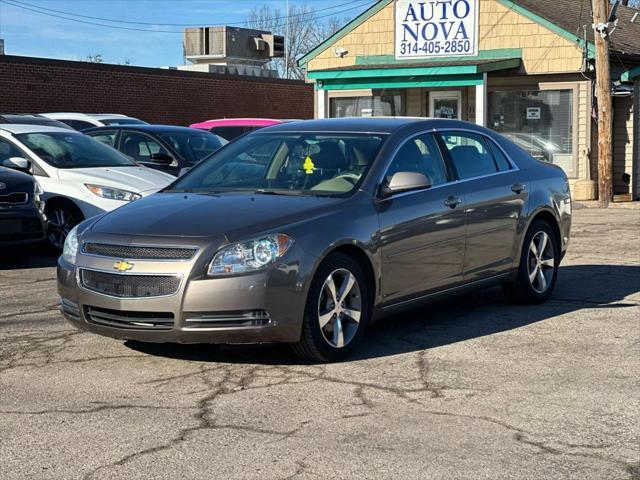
511;183;526;194
444;196;462;209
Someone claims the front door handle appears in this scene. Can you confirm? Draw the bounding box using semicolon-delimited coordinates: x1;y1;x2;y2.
444;196;462;209
511;183;526;194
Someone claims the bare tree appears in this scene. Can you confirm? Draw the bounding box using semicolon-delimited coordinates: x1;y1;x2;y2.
81;53;103;63
246;4;347;79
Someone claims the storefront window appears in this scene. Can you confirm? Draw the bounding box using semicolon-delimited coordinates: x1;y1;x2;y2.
330;90;405;118
489;89;574;175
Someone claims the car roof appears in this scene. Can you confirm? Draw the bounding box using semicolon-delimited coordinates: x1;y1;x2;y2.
83;124;203;134
190;118;284;129
90;114;136;120
0;124;78;134
0;114;73;129
42;112;138;121
257;117;471;134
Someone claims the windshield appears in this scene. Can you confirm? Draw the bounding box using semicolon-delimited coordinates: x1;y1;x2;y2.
16;131;136;169
101;118;146;126
159;131;227;165
167;132;386;196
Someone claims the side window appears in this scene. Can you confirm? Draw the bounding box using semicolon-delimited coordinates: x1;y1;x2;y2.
386;133;448;186
87;131;117;147
438;132;498;180
485;139;512;172
0;138;25;162
65;120;96;131
210;127;246;141
119;132;168;162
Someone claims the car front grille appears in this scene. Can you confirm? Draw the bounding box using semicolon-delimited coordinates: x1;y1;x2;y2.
0;192;28;205
82;243;197;260
84;306;174;330
80;269;181;298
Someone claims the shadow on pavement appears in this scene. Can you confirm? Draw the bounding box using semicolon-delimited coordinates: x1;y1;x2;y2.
0;243;58;270
126;264;640;365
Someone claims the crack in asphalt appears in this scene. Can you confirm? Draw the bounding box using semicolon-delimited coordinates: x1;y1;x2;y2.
81;365;311;480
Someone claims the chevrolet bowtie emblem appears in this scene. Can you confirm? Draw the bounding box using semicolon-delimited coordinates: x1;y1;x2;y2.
113;261;134;272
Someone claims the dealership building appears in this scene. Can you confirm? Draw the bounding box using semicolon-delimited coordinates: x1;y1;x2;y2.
299;0;640;200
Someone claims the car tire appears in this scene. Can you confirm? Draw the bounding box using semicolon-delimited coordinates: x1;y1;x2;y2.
502;219;560;304
291;253;371;362
46;203;83;251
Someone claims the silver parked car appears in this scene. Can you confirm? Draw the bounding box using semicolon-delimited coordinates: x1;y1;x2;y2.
57;118;571;362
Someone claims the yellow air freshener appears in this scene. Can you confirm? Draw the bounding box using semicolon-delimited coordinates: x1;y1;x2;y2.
303;156;315;175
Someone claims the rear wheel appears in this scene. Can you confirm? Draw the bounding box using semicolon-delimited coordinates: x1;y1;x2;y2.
503;219;559;304
291;253;370;362
47;203;83;250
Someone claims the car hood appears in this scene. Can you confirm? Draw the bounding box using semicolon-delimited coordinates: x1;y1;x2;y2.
57;166;173;194
0;167;34;192
90;192;343;239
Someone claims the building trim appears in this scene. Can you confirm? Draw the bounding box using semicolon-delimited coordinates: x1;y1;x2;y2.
495;0;595;57
621;65;640;82
316;74;484;91
297;0;394;67
308;58;521;80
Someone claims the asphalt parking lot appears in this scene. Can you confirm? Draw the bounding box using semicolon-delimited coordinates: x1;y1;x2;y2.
1;208;639;480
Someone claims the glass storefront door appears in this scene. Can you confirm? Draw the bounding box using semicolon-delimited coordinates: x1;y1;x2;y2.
429;91;462;119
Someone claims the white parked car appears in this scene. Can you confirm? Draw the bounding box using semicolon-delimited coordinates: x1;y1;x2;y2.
40;113;147;131
0;125;174;248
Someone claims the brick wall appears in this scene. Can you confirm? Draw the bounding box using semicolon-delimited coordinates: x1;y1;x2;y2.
0;55;314;125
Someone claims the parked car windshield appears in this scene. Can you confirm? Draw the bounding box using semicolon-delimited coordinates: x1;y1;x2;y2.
16;131;136;169
159;131;227;165
166;132;386;196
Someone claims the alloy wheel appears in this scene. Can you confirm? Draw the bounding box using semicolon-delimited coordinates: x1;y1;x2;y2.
527;231;555;294
317;268;362;348
48;207;77;250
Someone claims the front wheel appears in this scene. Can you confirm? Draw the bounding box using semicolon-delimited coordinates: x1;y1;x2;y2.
47;204;83;250
503;219;559;304
291;253;371;362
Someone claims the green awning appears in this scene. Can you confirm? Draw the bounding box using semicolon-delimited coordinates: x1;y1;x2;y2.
308;57;521;91
621;66;640;82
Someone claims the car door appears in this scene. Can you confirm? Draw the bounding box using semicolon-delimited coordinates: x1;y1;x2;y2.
377;132;466;303
436;130;527;282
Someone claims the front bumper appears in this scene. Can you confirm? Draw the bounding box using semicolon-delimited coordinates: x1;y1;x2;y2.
57;243;315;344
0;206;46;245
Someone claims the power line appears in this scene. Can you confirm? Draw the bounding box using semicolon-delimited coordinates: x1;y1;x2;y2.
2;0;372;29
0;0;183;32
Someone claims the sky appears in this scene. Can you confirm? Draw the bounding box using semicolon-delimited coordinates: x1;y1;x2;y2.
0;0;372;67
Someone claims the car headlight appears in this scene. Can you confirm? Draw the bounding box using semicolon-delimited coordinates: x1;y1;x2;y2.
208;234;293;276
62;225;79;265
85;184;141;202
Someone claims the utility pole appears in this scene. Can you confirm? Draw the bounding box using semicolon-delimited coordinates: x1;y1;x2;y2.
592;0;614;207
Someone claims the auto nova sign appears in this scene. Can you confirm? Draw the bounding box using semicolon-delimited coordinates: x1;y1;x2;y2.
395;0;479;59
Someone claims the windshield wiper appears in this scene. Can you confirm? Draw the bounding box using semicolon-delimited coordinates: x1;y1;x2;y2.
253;189;308;196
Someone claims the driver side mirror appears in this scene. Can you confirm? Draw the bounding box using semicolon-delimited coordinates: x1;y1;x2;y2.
382;172;432;196
149;153;174;165
3;157;31;173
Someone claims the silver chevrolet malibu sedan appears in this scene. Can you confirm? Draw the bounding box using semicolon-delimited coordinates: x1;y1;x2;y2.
58;118;571;362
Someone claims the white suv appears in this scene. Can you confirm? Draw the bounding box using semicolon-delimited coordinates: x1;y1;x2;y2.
40;113;147;131
0;125;173;248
